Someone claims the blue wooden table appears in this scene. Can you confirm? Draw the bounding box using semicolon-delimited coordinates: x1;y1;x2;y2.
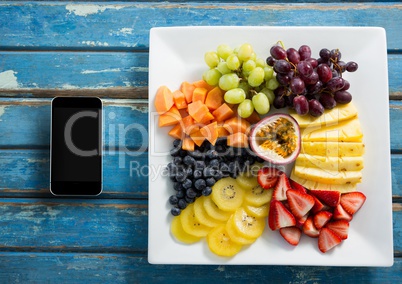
0;1;401;282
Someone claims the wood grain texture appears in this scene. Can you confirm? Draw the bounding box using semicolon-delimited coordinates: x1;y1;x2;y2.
0;252;400;283
0;2;401;50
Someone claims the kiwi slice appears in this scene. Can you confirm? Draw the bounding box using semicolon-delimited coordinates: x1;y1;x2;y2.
203;196;232;222
236;173;259;190
171;216;202;244
211;177;245;212
225;215;256;245
244;186;273;207
180;203;212;238
244;203;270;218
207;225;243;257
193;196;223;228
232;207;265;239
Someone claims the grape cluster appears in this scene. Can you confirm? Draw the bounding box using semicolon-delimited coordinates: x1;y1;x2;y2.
203;43;278;119
167;138;263;216
267;43;358;117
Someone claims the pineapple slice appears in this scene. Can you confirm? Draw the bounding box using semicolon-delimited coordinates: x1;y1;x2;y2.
294;165;362;185
295;153;364;171
301;141;365;157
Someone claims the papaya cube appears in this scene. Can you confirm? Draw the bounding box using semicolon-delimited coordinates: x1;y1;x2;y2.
223;117;251;134
158;106;181;127
217;123;230;137
200;121;218;145
182;136;195;151
245;111;261;124
199;111;214;125
190;129;206;147
192;87;208;103
180;81;196;104
181;115;194;134
212;103;234;122
205;87;224;111
172;90;188;110
193;79;214;92
168;124;184;140
188;101;210;123
154;85;174;114
227;132;249;148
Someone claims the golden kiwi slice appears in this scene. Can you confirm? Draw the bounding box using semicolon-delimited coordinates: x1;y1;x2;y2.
211;177;245;212
171;216;202;244
244;186;273;207
232;207;265;239
180;203;212;237
207;225;243;257
203;196;232;222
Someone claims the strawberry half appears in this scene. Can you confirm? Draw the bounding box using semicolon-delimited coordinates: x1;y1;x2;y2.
257;167;282;189
333;204;353;221
289;179;307;194
273;172;292;201
340;191;366;215
313;210;333;230
311;195;328;214
269;200;296;230
296;213;309;227
302;216;320;238
286;189;315;219
318;228;342;253
310;190;340;207
325;220;349;240
280;227;302;246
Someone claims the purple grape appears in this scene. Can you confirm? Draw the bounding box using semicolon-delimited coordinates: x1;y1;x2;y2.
341;79;350;91
332;69;339;78
337;61;346;72
290;77;305;95
285;93;296;108
319;93;336;109
287;48;300;64
266;56;276;66
309;99;324;117
326;77;345;92
302;71;319;85
307;81;324;95
273;95;286;109
317;64;332;83
274;59;291;74
330;49;342;62
334;91;352;104
297;61;313;77
274;86;287;97
299;45;311;60
305;58;318;68
293;95;309;115
270;45;287;60
319;48;331;60
346;61;358;72
276;73;291;86
317;58;331;66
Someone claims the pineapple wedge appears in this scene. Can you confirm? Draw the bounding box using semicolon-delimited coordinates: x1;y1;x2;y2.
301;117;363;142
301;141;365;157
290;170;357;193
295;153;364;171
294;165;362;185
290;101;358;128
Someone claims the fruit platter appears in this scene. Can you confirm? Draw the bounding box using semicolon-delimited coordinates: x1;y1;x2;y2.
148;27;393;266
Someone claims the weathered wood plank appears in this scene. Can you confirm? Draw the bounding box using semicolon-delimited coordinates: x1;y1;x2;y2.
0;99;148;148
0;198;398;254
0;199;147;252
0;50;401;97
0;3;401;50
0;252;400;283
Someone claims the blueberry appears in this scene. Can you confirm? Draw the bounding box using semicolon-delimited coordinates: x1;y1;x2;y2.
189;150;204;160
169;195;179;205
177;199;187;209
209;159;220;168
193;169;203;179
206;177;216;187
228;162;238;174
170;147;180;157
176;189;185;199
186;167;193;177
195;161;206;170
206;149;219;159
216;137;227;145
171;207;181;216
195;179;206;190
173;182;182;191
203;167;215;177
202;187;212;196
183;155;196;166
179;150;187;157
182;179;192;189
169;175;177;182
186;188;197;199
213;170;223;180
173;157;182;165
220;162;230;173
175;171;187;182
173;139;181;148
185;196;195;204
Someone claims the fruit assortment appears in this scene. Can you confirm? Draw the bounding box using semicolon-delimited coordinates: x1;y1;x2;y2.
154;41;365;257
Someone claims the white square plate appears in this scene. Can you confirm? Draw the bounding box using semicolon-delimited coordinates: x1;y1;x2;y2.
148;26;393;266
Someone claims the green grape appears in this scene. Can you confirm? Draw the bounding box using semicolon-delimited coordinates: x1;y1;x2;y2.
217;62;231;75
238;81;251;96
237;99;254;118
204;68;222;86
205;51;220;68
237;43;253;62
226;54;241;70
242;69;250;79
252;92;270;115
263;66;274;81
256;58;266;68
242;59;256;73
248;67;265;87
217;44;233;60
219;73;240;91
250;52;257;61
266;77;279;90
260;88;275;104
224;88;246;104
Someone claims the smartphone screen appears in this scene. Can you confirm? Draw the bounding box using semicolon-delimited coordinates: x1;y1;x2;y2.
50;97;102;196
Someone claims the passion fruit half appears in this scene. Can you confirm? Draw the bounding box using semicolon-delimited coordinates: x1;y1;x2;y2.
249;114;301;165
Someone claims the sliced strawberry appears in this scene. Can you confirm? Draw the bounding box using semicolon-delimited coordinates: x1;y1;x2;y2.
340;191;366;215
273;172;292;201
257;167;282;189
268;200;296;230
318;228;342;253
280;227;302;246
310;190;340;207
325;220;349;240
302;216;320;238
296;213;309;227
333;204;353;221
313;210;333;230
286;189;315;219
289;179;307;194
311;195;327;214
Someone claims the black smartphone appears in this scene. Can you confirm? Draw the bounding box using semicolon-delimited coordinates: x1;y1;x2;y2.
50;97;103;196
